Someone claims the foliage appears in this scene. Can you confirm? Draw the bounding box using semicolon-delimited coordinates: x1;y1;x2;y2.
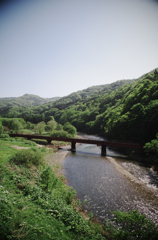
26;121;35;130
0;138;106;240
1;68;158;161
56;123;63;131
1;118;25;131
63;122;77;136
0;79;135;122
104;210;158;240
0;121;3;135
10;148;44;167
51;130;72;138
46;119;57;132
34;121;46;134
40;166;59;192
144;134;158;163
0;94;60;116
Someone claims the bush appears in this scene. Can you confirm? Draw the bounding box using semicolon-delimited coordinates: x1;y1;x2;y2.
0;122;3;135
104;210;158;240
0;133;10;140
40;166;59;192
0;187;14;239
50;130;72;138
2;118;24;131
63;122;77;136
26;121;35;130
144;134;158;163
10;148;44;167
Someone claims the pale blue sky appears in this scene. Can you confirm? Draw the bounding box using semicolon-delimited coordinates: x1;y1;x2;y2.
0;0;158;98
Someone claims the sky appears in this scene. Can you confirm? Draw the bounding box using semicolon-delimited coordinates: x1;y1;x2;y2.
0;0;158;98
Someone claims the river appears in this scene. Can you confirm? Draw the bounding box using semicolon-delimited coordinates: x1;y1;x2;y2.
63;135;158;224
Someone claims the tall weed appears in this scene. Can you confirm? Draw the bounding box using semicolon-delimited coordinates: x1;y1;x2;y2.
104;210;158;240
40;166;59;192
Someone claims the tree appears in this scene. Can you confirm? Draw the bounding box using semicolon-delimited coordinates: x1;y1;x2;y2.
26;121;35;130
55;123;63;131
10;119;23;131
63;122;77;137
46;120;57;132
144;134;158;163
34;121;46;134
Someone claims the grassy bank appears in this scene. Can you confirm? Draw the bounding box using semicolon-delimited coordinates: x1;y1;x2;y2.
1;135;158;240
0;135;107;240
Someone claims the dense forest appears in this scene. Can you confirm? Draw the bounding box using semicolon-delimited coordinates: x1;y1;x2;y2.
1;68;158;162
0;94;60;115
0;79;136;123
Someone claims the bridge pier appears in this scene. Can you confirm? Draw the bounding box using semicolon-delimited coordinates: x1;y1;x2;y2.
101;145;106;156
47;140;52;144
71;142;76;152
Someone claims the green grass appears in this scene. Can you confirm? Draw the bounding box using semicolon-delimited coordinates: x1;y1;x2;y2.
0;137;106;240
1;135;158;240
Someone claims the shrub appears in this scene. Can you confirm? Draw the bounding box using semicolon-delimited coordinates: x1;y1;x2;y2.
34;121;46;134
104;210;158;240
63;122;77;136
0;133;10;140
40;166;59;192
0;187;14;239
26;121;35;130
50;130;72;138
46;120;57;132
2;118;24;131
10;148;44;167
144;134;158;163
0;122;3;135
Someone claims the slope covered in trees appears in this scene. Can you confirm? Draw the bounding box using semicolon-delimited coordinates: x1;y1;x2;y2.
0;79;136;122
42;68;158;145
1;68;158;147
0;94;60;115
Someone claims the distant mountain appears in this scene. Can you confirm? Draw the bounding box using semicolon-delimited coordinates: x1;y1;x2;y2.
0;94;60;115
1;68;158;147
51;79;136;110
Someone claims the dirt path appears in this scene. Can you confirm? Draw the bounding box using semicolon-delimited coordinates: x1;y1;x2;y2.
11;145;30;150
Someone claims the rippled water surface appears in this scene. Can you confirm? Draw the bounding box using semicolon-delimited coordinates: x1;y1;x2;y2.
63;136;158;223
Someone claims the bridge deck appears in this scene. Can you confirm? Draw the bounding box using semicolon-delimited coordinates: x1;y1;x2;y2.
9;133;143;149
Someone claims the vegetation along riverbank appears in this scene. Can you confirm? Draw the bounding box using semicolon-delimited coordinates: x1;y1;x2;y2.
1;135;158;239
1;68;158;239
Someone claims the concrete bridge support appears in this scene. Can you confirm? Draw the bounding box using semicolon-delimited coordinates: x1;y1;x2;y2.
71;142;76;152
101;145;106;156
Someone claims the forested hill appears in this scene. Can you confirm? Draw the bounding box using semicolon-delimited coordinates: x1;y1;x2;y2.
50;68;158;144
0;94;60;115
0;79;135;116
1;68;158;145
52;79;136;109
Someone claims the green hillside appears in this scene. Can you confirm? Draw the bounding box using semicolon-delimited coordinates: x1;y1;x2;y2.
0;79;136;122
0;94;60;115
1;68;158;146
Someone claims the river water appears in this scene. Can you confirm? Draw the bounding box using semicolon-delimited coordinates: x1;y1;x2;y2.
63;135;158;224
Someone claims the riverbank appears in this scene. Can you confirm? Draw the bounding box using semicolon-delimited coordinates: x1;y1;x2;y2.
107;156;158;201
0;137;108;240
